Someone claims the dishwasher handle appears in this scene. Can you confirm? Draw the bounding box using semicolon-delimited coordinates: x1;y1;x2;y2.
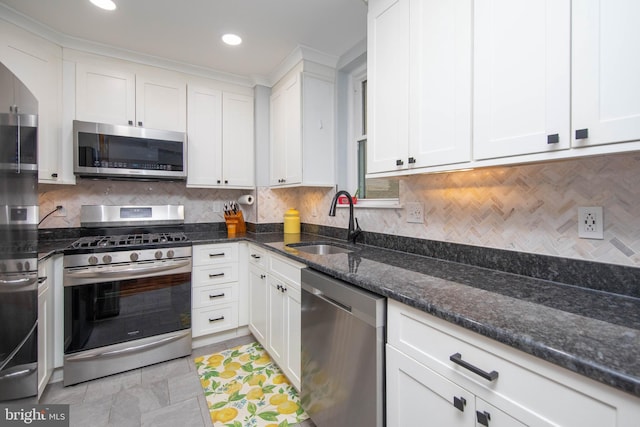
313;290;353;313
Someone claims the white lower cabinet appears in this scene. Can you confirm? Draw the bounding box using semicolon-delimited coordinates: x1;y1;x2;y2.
37;257;54;399
387;299;640;427
191;243;240;338
247;245;303;390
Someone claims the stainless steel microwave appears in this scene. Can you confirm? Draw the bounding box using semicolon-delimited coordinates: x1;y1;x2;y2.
73;120;186;180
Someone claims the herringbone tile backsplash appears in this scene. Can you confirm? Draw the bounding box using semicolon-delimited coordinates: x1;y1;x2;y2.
259;152;640;268
39;152;640;268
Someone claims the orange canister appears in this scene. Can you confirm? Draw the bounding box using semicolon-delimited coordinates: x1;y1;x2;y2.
284;208;301;234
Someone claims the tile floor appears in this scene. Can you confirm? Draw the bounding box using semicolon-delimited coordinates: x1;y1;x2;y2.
39;334;316;427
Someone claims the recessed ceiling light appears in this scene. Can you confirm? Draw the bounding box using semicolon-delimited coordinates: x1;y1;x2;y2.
90;0;116;11
222;33;242;46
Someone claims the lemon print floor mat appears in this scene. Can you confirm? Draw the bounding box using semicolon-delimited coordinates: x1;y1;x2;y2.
195;341;309;427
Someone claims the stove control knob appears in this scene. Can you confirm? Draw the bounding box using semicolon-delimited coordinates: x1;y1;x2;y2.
167;250;175;258
102;255;112;264
130;252;139;262
155;250;163;259
16;262;23;271
24;261;31;271
88;256;98;265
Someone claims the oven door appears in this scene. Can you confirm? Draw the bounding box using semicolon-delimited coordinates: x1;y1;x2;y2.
63;257;192;385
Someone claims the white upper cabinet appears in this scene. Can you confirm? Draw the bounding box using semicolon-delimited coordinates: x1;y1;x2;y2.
269;62;335;187
0;20;70;184
367;0;471;175
473;0;571;160
221;92;254;188
76;62;186;132
572;0;640;148
367;0;410;174
408;0;472;169
75;63;135;127
135;74;186;132
186;85;254;189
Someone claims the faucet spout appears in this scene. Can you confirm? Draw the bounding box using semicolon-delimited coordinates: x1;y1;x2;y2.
329;190;362;244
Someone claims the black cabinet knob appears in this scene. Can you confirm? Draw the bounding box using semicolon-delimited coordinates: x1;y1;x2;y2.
51;173;58;178
575;128;589;140
128;120;133;125
453;396;466;412
476;411;491;426
396;159;404;166
547;134;560;144
408;157;416;164
138;121;143;127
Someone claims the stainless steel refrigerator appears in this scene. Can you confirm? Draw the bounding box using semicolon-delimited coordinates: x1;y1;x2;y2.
0;61;39;401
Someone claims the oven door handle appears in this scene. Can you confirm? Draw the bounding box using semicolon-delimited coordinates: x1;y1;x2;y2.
65;259;190;280
65;330;191;361
0;273;38;289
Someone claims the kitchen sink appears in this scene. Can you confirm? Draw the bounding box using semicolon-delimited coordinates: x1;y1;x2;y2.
286;242;357;255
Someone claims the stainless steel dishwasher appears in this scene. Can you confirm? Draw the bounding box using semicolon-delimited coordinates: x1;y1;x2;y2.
301;268;386;427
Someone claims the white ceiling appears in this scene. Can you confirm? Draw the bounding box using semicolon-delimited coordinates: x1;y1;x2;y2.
0;0;367;83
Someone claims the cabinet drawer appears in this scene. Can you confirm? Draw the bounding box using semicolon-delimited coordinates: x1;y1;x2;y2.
192;283;238;309
193;263;238;286
269;252;304;286
193;243;238;266
192;304;238;337
387;300;617;427
248;244;267;269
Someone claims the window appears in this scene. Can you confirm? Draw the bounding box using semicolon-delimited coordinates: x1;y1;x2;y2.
351;71;399;203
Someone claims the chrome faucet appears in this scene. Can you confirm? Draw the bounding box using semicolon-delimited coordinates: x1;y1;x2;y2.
329;190;362;244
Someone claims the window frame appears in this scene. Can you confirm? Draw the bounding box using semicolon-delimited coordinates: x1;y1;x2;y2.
346;65;401;209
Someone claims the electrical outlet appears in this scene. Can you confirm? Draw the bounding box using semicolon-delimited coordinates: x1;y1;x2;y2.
578;206;603;239
406;202;424;224
212;201;222;213
54;205;67;217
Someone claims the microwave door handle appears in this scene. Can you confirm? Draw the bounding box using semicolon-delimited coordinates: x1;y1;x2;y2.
65;259;190;279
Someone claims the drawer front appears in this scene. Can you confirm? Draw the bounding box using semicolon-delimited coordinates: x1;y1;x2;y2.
387;300;617;427
248;244;268;269
193;243;238;266
192;304;238;337
193;263;238;286
192;282;238;309
269;252;304;286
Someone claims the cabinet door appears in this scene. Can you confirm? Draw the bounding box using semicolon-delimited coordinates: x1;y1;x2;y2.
284;286;301;389
270;73;302;186
75;63;135;126
572;0;640;148
186;85;223;187
269;88;287;185
248;265;268;347
136;74;187;132
473;0;570;159
0;22;63;183
267;276;285;364
475;398;527;427
387;345;474;427
367;0;410;174
222;92;255;188
409;0;472;169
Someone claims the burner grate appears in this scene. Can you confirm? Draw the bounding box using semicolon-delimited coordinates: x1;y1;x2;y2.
70;232;188;249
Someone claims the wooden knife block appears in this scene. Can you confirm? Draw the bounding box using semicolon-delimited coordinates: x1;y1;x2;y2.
224;210;246;234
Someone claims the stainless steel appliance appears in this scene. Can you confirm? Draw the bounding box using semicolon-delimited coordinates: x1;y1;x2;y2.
300;268;386;427
62;205;192;386
0;61;40;402
73;120;186;180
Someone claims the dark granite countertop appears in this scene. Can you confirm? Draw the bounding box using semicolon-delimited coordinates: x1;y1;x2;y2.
40;230;640;398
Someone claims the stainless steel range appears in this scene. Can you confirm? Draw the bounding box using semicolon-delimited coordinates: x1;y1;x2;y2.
62;205;192;386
